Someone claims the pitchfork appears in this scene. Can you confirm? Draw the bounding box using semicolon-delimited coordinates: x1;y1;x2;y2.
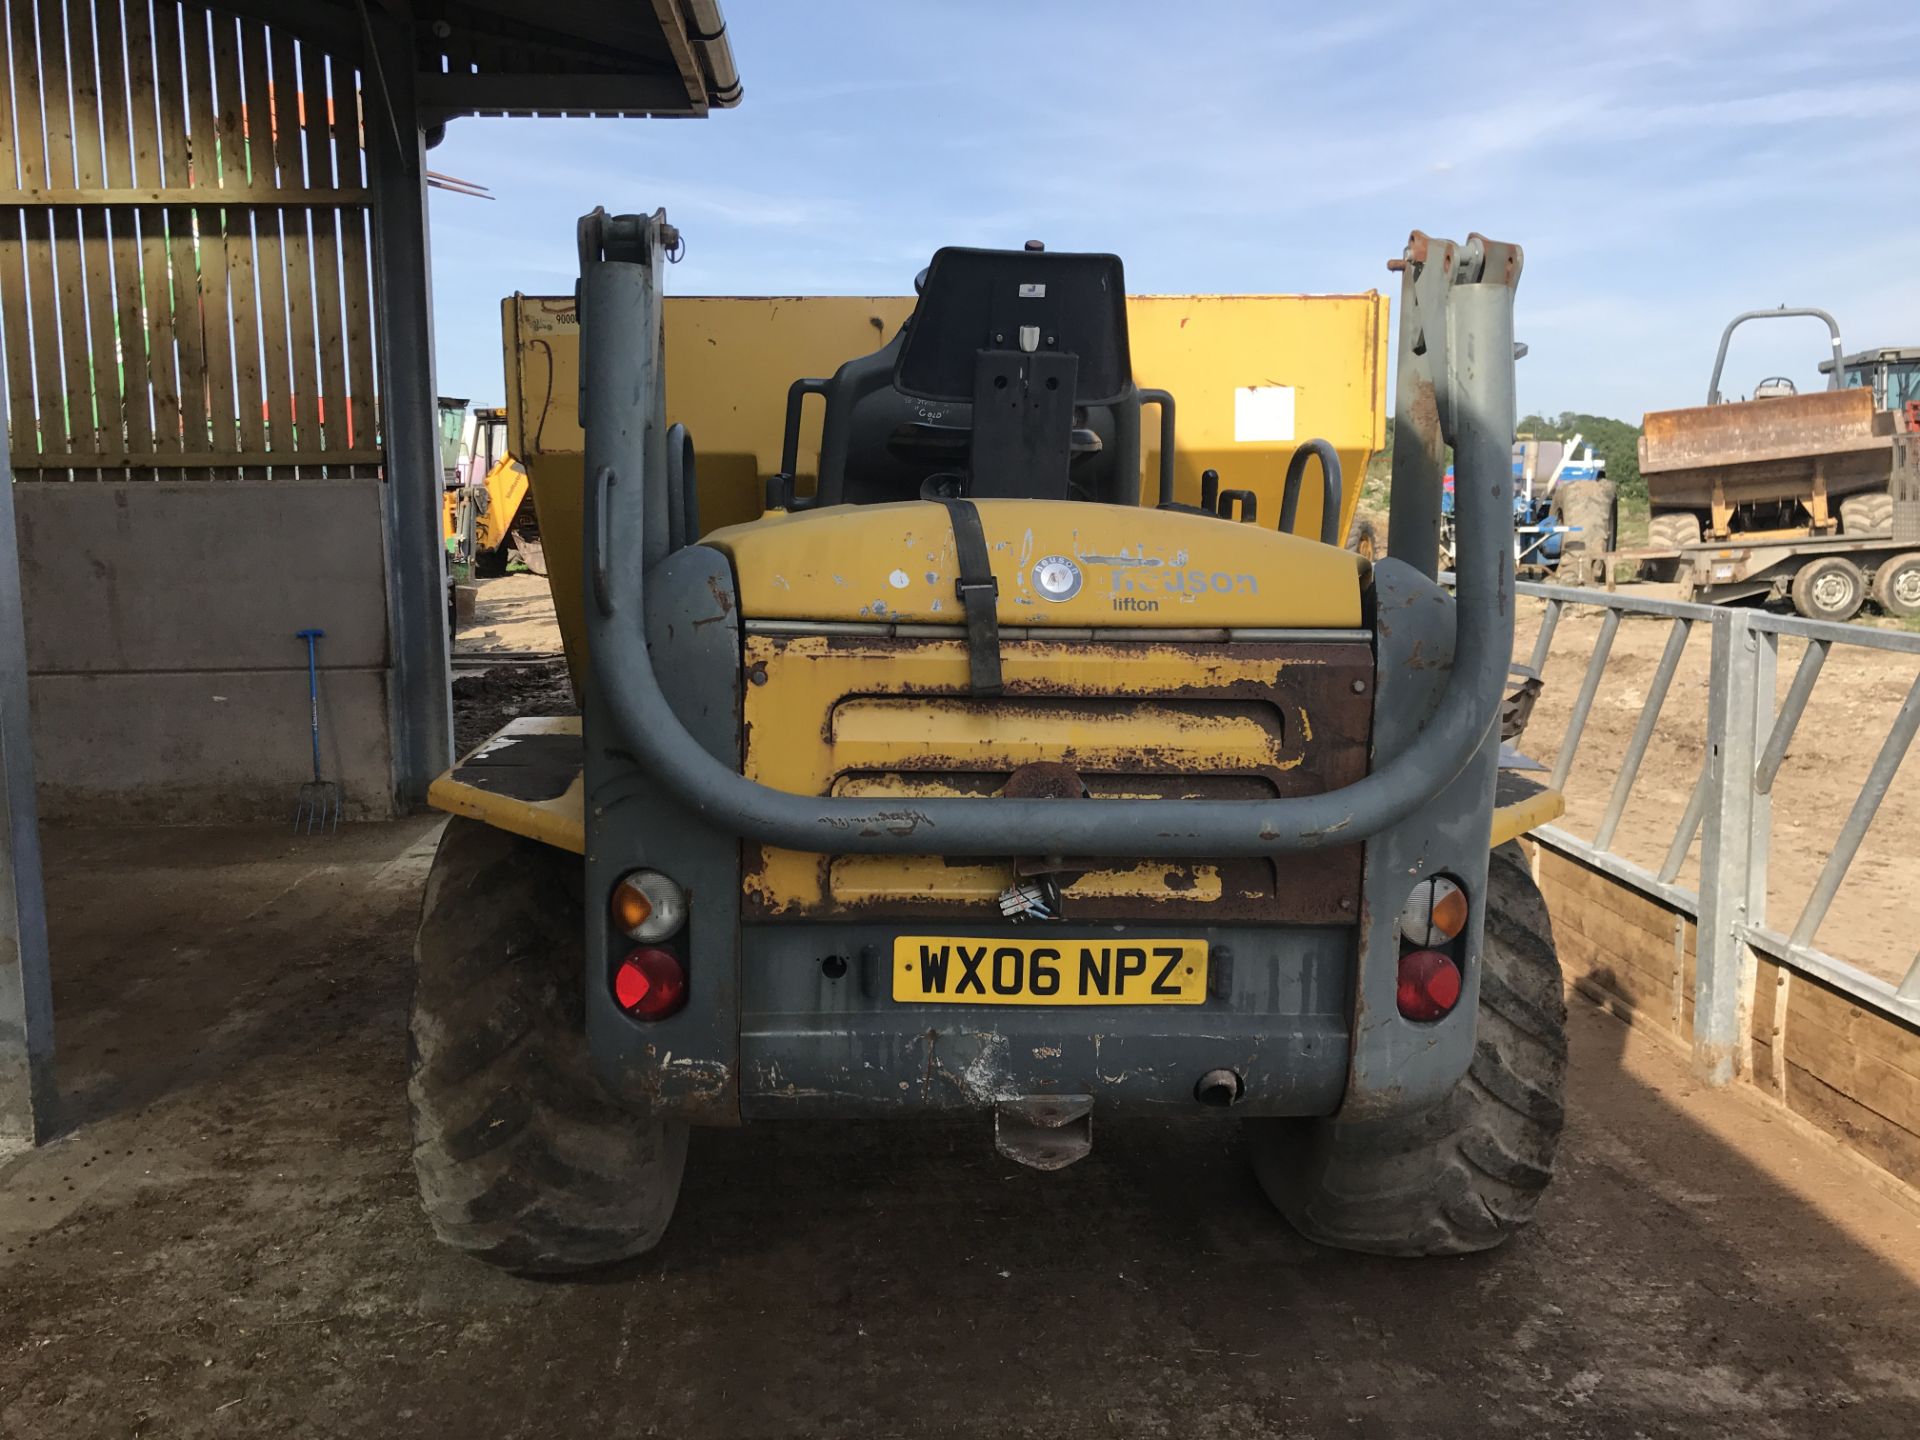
294;628;341;834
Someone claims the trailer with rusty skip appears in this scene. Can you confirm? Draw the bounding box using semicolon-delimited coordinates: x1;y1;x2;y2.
1626;308;1920;617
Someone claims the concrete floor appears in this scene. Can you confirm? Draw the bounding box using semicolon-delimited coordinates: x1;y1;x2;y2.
3;822;1919;1439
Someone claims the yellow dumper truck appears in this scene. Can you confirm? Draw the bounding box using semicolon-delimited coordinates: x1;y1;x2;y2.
413;212;1567;1272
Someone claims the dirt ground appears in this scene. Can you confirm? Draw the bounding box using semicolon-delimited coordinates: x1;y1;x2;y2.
1515;591;1920;987
450;574;574;755
1;820;1918;1439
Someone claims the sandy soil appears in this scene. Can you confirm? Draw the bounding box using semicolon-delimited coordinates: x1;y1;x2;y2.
450;575;574;756
455;573;565;656
3;821;1918;1439
1515;592;1920;987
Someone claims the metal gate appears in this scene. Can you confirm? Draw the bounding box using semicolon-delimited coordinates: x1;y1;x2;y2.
1517;577;1920;1111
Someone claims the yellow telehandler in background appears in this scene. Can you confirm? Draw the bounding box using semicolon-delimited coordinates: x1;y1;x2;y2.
440;402;544;576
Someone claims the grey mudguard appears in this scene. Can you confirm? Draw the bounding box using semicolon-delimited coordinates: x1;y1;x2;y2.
583;544;745;1123
1341;558;1498;1119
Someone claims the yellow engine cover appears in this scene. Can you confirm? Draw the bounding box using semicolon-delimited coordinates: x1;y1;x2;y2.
702;499;1363;629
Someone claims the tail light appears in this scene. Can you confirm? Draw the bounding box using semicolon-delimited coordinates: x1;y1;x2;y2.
611;870;687;942
613;947;688;1020
1397;948;1462;1022
1399;876;1468;948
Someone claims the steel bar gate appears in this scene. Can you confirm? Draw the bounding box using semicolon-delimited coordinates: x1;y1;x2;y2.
1518;577;1920;1088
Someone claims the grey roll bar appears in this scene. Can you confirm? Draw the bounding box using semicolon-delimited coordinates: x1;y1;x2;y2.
580;211;1520;857
1707;307;1843;405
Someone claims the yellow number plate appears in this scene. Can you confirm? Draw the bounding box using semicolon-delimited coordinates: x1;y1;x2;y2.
892;937;1208;1005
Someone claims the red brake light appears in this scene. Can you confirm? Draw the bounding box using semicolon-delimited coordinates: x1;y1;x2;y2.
614;947;687;1020
1397;948;1462;1022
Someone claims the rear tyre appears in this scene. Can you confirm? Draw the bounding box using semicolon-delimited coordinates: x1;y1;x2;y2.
1790;555;1867;622
1248;843;1567;1256
1642;512;1702;583
1839;491;1894;537
1871;552;1920;619
410;818;689;1273
1550;479;1616;586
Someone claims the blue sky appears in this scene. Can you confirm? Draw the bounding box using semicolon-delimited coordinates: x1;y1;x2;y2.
426;0;1920;424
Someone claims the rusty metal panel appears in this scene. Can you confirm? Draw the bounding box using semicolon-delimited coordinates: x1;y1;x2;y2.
740;634;1371;922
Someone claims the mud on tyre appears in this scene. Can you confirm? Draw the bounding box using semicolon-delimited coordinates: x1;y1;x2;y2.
1248;842;1567;1256
410;818;688;1273
1642;512;1702;584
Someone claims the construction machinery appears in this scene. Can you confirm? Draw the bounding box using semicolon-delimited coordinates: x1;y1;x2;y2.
412;213;1569;1273
1634;309;1920;615
1439;435;1613;581
440;403;543;576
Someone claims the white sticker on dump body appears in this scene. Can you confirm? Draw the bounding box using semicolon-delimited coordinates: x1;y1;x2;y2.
1233;385;1296;443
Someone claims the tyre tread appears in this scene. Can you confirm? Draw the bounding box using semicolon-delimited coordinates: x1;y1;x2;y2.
409;819;687;1274
1250;842;1568;1256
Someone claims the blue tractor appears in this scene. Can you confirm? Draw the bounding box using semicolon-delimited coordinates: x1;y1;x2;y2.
1441;435;1613;580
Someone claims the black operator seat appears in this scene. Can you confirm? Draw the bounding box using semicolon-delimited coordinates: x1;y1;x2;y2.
784;247;1157;510
894;247;1135;501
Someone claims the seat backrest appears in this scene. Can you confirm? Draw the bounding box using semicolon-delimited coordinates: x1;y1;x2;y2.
895;247;1132;406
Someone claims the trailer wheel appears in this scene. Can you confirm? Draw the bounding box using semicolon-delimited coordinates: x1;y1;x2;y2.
1871;552;1920;619
410;819;689;1273
1643;512;1701;583
1840;492;1894;537
1248;842;1567;1256
1790;555;1867;622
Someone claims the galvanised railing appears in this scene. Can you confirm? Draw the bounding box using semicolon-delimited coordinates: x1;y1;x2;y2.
1515;578;1920;1084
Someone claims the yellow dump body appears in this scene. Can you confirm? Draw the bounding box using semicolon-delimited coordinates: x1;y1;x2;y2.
502;292;1387;689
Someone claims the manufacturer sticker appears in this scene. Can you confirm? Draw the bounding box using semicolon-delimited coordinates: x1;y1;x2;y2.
1031;554;1083;601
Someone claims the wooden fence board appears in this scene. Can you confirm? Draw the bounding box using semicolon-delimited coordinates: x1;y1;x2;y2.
279;204;320;469
139;206;182;455
266;25;303;187
1784;1064;1920;1192
3;3;384;482
180;18;235;466
0;211;35;450
35;0;76;189
214;13;264;473
337;204;375;454
331;59;376;454
97;2;154;458
67;3;129;454
147;5;203;455
300;42;346;456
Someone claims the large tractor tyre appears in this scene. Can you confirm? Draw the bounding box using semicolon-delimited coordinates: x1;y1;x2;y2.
1871;552;1920;619
1642;512;1702;583
1790;555;1867;622
1249;843;1568;1257
1550;479;1616;586
1839;491;1894;537
410;818;689;1273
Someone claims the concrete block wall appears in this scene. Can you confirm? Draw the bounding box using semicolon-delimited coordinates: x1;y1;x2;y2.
14;480;398;823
